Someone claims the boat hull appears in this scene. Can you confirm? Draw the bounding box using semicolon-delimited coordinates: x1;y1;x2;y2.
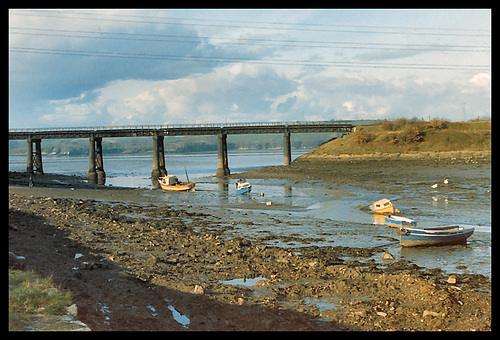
398;225;474;247
385;215;417;228
236;186;251;194
159;182;195;191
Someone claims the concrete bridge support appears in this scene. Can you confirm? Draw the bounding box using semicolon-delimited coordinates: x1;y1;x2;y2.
26;138;44;174
151;133;167;188
216;133;230;178
87;136;106;185
283;130;291;166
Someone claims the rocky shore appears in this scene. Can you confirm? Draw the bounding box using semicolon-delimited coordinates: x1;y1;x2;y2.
9;167;491;330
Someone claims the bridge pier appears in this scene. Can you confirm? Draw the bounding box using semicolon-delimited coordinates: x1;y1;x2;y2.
216;133;230;178
151;133;167;188
26;137;44;174
283;130;291;166
87;136;106;185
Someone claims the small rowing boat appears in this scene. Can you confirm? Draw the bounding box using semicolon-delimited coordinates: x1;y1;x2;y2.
385;215;417;228
236;180;252;194
397;225;474;247
158;175;195;192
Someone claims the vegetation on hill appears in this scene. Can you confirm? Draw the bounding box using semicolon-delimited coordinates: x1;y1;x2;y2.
306;118;491;157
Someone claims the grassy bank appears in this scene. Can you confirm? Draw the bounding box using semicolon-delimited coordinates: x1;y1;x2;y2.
305;119;491;158
9;269;73;330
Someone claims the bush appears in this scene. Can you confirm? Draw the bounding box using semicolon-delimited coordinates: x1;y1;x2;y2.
428;118;449;130
354;129;373;144
403;126;425;143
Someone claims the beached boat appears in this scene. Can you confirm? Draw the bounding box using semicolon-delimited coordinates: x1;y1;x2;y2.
236;180;252;194
369;199;399;214
397;225;474;247
158;175;195;192
385;215;417;228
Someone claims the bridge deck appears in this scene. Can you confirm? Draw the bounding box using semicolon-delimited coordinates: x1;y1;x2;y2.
8;120;364;140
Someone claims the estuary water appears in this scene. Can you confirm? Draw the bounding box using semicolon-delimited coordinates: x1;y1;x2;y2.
9;149;491;278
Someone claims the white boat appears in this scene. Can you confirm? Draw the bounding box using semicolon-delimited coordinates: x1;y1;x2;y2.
158;175;195;192
397;225;474;247
385;215;417;228
369;199;399;214
236;180;252;194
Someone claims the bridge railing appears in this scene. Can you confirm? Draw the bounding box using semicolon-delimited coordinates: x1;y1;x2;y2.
9;120;358;133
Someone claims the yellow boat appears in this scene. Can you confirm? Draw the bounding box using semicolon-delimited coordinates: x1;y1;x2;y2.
369;199;399;214
158;175;195;192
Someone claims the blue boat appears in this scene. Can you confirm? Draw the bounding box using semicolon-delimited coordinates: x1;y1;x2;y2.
397;225;474;247
385;215;417;228
236;180;252;195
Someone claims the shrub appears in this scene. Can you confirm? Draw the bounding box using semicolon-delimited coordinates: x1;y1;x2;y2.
380;119;394;131
403;126;425;143
354;129;373;144
428;118;449;130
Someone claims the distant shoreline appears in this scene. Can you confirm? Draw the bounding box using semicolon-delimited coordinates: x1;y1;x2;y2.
234;149;491;185
298;149;491;162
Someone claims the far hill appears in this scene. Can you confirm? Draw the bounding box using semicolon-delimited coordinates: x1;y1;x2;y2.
304;118;491;158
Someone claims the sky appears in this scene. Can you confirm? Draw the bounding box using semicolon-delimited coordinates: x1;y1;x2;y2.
9;9;491;128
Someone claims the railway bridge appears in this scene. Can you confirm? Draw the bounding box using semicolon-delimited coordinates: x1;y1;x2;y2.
9;120;363;187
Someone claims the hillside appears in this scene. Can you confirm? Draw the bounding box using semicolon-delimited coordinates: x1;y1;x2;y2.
304;119;491;158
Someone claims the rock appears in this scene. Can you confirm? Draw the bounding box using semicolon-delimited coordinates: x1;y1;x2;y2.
79;261;95;270
137;273;151;282
308;261;318;268
382;251;395;261
376;311;387;317
48;287;59;296
448;275;459;284
193;285;204;294
423;310;442;318
237;297;245;305
66;304;78;317
9;251;27;270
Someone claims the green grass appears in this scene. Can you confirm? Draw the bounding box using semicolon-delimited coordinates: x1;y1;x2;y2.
307;119;491;157
9;270;73;330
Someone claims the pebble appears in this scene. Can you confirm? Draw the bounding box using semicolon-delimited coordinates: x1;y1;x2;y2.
193;285;204;295
447;275;458;284
382;251;395;261
423;310;442;318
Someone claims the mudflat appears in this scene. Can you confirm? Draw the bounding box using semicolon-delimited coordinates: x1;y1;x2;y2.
9;151;491;331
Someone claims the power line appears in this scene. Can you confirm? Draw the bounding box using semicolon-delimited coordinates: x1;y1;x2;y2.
10;10;491;37
9;26;490;53
9;46;490;71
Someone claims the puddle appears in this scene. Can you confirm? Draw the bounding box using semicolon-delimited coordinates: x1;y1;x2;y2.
163;299;190;329
146;305;158;317
98;302;111;325
219;277;266;286
303;297;343;311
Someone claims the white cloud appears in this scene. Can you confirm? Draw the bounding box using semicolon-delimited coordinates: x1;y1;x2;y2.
342;101;355;112
469;73;490;89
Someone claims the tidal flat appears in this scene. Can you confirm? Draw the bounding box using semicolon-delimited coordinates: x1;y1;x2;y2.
8;152;491;330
